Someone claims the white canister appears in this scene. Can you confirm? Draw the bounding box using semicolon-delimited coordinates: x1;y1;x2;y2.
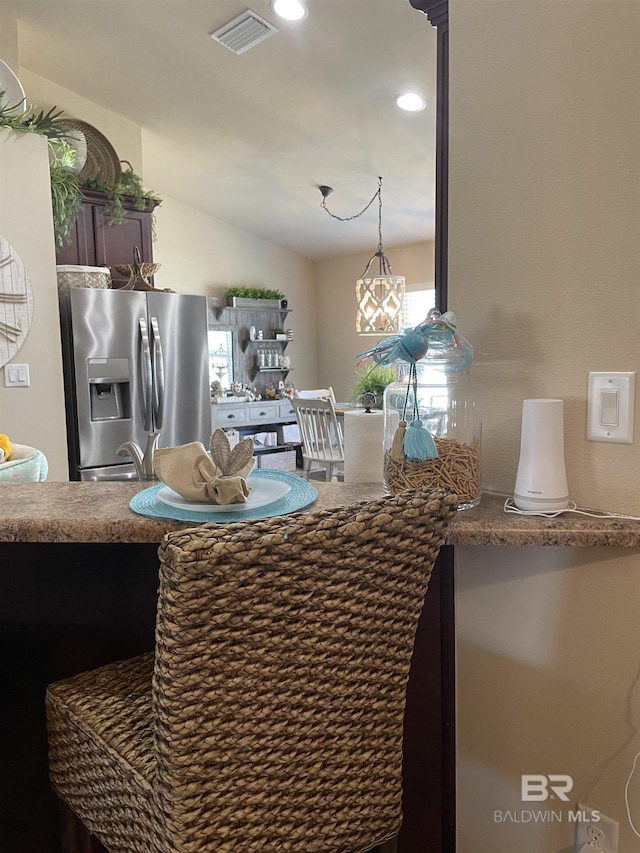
514;398;569;511
344;409;384;483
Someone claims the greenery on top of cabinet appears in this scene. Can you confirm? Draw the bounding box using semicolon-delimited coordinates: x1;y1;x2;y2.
225;286;286;300
0;95;63;138
0;94;162;246
84;161;162;226
49;163;83;247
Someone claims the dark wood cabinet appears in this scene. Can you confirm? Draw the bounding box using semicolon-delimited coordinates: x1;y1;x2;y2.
55;188;157;289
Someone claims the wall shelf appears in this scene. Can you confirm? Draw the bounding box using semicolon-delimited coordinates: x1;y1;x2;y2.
231;307;291;315
241;339;290;352
207;298;293;394
248;367;293;379
209;302;292;321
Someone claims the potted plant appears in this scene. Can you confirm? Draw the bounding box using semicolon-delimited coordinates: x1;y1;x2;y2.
350;363;397;409
225;286;287;310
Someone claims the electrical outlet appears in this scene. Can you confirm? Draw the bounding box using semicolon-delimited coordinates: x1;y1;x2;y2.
574;803;618;853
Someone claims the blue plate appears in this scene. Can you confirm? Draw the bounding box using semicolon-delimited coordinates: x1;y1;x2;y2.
130;469;318;523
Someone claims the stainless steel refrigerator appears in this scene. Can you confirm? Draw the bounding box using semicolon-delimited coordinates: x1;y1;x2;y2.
59;287;210;480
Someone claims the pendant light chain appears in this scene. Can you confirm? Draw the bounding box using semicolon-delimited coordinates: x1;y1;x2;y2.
320;176;382;222
361;176;392;278
377;178;383;253
376;179;392;275
317;175;405;335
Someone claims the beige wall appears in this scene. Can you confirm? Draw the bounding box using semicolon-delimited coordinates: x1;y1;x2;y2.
315;240;434;401
21;69;318;389
456;544;640;852
449;1;639;517
0;5;18;72
19;68;144;175
151;193;317;390
0;129;68;479
449;1;640;850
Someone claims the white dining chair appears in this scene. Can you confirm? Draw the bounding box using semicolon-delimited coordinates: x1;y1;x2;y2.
284;387;337;446
291;397;344;481
295;387;336;403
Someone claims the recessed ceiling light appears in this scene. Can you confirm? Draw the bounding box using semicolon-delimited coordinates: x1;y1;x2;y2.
396;93;427;112
272;0;308;21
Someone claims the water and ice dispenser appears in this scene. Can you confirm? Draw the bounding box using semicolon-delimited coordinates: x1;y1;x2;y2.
88;358;131;422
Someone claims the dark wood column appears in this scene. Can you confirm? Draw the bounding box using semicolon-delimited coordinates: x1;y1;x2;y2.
402;4;454;853
409;0;449;313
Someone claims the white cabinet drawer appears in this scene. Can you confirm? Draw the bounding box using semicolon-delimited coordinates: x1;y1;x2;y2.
278;402;296;419
212;406;248;426
249;404;279;422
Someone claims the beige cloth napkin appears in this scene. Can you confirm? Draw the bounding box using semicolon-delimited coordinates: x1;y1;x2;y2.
154;432;255;504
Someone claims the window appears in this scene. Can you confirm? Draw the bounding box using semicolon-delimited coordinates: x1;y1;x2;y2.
402;284;436;328
208;329;234;392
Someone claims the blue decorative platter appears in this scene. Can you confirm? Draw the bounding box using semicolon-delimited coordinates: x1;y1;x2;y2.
130;469;318;523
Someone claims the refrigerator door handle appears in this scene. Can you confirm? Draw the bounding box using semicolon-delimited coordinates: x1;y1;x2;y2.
151;316;165;430
138;317;153;432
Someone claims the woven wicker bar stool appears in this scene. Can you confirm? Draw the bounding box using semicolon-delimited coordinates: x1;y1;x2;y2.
46;486;457;853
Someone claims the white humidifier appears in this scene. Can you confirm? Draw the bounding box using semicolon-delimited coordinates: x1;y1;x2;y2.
514;399;569;511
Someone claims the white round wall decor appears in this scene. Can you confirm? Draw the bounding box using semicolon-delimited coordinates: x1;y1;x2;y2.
0;236;33;368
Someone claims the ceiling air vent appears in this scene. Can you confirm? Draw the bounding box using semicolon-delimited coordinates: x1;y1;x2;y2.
209;9;278;55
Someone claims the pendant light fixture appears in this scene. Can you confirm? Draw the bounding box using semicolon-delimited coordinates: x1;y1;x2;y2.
319;177;405;335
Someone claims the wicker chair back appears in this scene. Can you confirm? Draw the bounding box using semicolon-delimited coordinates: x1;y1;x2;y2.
47;485;457;853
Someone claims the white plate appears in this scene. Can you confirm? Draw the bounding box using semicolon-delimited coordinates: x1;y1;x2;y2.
0;60;26;113
156;477;291;513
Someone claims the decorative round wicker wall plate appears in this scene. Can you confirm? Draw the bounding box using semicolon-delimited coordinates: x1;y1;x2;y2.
54;118;121;188
0;60;26;113
0;236;33;369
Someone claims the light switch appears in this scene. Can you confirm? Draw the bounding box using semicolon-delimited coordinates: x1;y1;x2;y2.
587;371;635;443
3;363;30;387
600;388;619;426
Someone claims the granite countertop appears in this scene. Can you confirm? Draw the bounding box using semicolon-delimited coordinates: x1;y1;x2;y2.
1;482;639;546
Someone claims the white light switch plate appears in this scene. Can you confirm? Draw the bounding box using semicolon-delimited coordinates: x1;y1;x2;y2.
3;363;30;387
587;371;635;443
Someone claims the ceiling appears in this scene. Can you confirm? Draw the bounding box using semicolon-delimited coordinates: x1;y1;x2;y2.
6;0;437;261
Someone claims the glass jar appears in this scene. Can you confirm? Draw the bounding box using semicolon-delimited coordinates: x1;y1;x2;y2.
382;322;481;509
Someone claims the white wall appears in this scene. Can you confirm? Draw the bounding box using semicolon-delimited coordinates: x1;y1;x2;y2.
0;129;68;479
449;1;640;850
315;240;434;401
